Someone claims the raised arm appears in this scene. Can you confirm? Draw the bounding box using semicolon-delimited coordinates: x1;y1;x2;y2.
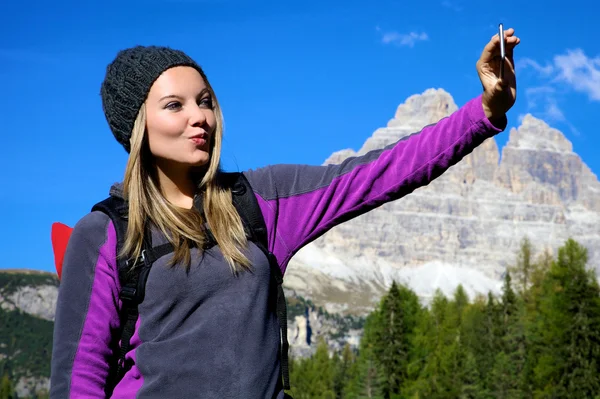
244;27;520;274
244;94;506;274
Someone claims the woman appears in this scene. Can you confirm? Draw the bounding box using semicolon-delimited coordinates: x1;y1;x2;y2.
50;29;520;398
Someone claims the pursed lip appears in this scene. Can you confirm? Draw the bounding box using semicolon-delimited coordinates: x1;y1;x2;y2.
188;132;208;140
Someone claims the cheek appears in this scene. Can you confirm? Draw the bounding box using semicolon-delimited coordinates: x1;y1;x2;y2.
146;115;186;153
207;111;218;133
147;113;185;138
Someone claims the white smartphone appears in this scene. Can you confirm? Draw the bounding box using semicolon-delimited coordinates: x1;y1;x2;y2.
499;23;506;80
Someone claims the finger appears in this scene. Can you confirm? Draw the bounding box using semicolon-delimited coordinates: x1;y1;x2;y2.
502;30;518;53
484;29;515;54
481;35;500;61
505;36;520;61
505;38;519;53
491;27;515;41
503;27;515;38
482;30;519;62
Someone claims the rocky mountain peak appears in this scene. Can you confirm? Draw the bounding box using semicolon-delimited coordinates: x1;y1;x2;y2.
495;114;599;208
355;88;458;155
505;114;573;153
389;88;458;128
324;148;357;166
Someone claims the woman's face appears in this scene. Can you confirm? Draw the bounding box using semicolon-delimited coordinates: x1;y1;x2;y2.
144;66;216;172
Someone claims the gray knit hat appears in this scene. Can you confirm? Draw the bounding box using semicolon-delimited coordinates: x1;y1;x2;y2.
100;45;204;153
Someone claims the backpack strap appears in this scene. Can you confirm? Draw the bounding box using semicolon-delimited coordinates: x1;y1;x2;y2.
91;196;130;281
226;172;292;392
91;196;175;396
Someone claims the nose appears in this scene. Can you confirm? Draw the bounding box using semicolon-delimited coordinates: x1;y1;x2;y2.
189;103;208;128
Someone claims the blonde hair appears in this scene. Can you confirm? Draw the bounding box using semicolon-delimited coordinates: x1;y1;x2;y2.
120;80;251;273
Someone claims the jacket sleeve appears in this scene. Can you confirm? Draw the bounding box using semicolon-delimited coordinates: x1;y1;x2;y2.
50;211;121;398
243;94;506;274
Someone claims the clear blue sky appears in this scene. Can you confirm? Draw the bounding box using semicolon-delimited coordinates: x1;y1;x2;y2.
1;0;597;273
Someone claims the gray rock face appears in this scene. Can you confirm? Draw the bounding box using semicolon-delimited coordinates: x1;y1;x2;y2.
1;285;58;321
0;271;57;398
287;306;362;359
284;88;600;315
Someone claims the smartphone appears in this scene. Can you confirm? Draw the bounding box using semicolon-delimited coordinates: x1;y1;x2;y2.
499;23;506;80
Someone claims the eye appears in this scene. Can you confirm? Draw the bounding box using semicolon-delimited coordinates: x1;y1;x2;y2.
199;96;213;108
165;101;182;111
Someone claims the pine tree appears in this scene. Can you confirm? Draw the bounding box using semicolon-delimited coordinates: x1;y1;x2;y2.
533;239;600;397
441;285;470;398
313;338;336;398
372;281;422;398
556;239;600;397
373;281;404;397
453;285;469;325
289;337;337;399
289;355;311;399
528;248;553;308
510;237;534;300
489;271;528;397
405;290;453;398
334;344;355;399
490;351;513;399
479;292;502;393
459;350;484;399
460;297;490;398
500;271;518;329
521;247;553;397
345;313;384;399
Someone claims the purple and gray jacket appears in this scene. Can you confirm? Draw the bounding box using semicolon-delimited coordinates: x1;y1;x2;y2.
50;95;505;398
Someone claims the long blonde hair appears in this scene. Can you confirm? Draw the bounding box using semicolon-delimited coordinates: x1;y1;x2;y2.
119;78;251;273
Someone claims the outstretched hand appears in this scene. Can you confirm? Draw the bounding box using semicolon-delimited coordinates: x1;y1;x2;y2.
477;27;521;124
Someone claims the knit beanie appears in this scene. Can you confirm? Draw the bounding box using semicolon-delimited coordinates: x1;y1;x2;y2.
100;45;204;153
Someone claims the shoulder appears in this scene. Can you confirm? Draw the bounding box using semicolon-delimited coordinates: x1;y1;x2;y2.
58;209;120;287
239;165;277;200
73;210;113;237
242;163;339;201
68;210;117;255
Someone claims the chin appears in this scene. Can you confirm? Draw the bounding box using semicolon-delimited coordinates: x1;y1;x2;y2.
189;156;210;167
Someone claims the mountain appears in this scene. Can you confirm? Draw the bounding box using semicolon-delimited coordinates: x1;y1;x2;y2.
0;270;57;398
283;88;600;315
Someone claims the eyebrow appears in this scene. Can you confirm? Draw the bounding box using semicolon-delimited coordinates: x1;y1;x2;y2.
159;88;210;102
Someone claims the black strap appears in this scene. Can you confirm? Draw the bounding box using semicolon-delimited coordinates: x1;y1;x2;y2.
92;196;129;277
228;172;292;391
92;196;176;393
92;196;132;395
261;243;291;391
226;173;269;246
114;244;175;378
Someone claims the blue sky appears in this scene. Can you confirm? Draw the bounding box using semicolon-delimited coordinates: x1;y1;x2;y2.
1;0;598;273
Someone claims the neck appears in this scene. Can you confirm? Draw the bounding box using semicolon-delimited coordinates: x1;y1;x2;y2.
155;162;197;209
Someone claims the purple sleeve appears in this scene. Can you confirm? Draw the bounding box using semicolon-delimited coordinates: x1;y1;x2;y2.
243;95;506;275
50;211;121;398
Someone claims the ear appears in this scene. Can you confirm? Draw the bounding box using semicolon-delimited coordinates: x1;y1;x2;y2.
51;222;73;280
